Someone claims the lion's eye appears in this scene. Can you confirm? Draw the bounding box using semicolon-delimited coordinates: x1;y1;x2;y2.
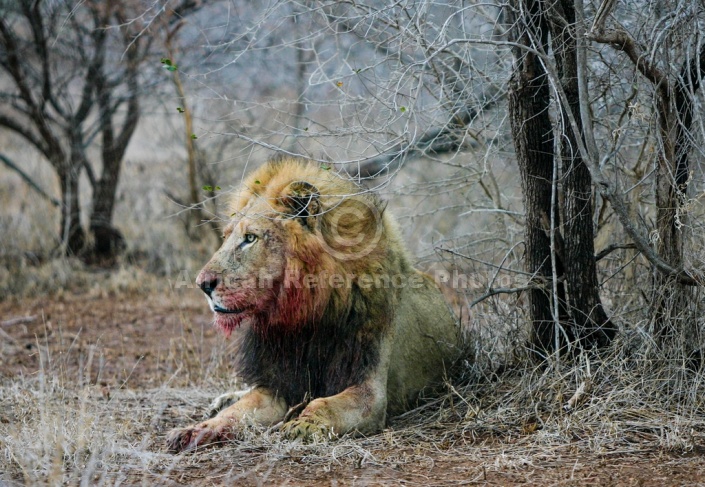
239;233;258;249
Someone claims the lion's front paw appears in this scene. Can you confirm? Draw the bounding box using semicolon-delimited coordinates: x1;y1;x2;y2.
281;418;337;442
165;424;226;453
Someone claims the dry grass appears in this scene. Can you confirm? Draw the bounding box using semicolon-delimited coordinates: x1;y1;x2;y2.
2;292;705;486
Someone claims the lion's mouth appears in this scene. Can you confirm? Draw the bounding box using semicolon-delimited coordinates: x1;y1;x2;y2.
213;304;246;314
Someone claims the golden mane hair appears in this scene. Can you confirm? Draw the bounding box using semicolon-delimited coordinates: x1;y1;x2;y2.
231;155;411;287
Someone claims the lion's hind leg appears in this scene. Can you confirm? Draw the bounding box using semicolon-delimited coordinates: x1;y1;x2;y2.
166;386;286;453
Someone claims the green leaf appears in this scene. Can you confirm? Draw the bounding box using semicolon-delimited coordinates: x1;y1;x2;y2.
399;106;407;113
215;186;221;191
176;107;185;113
160;58;172;66
190;134;198;139
254;180;261;184
202;185;213;191
165;64;178;72
321;164;331;170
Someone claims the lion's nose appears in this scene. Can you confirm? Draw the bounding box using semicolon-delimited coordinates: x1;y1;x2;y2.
198;273;220;297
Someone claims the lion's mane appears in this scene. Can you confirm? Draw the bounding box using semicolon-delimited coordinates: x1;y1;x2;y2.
230;157;410;407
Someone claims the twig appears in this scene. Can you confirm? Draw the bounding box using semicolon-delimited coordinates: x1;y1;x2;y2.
587;29;669;99
469;283;543;308
269;393;310;431
564;378;593;411
595;243;638;261
1;315;38;327
437;247;533;276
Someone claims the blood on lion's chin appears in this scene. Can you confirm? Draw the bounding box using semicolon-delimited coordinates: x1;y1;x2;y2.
213;313;250;337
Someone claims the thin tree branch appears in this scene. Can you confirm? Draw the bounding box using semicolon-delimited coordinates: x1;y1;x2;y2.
0;17;39;112
113;29;141;157
82;158;96;187
595;243;638;261
0;114;52;163
469;283;542;308
588;29;670;95
22;1;55;115
588;0;618;35
438;247;534;276
0;153;60;207
0;15;64;163
576;0;600;166
1;315;37;327
354;120;477;178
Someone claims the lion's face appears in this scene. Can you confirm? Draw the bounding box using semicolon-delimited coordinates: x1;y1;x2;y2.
196;165;387;337
196;212;290;336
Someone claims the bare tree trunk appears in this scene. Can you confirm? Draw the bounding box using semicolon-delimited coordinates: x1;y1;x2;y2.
548;0;615;349
649;44;705;349
89;148;126;259
509;0;616;357
651;121;687;345
172;64;201;222
508;0;570;357
58;167;84;255
87;16;139;261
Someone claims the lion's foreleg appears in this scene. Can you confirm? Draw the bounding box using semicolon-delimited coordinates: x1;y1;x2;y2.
204;388;253;419
166;386;287;452
281;379;387;441
281;348;391;442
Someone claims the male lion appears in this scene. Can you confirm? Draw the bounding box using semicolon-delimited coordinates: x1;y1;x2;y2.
166;156;460;452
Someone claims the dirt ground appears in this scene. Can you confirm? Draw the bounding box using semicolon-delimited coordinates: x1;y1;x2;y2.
2;288;705;486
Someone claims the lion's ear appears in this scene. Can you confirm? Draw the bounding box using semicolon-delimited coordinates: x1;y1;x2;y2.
281;181;321;229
